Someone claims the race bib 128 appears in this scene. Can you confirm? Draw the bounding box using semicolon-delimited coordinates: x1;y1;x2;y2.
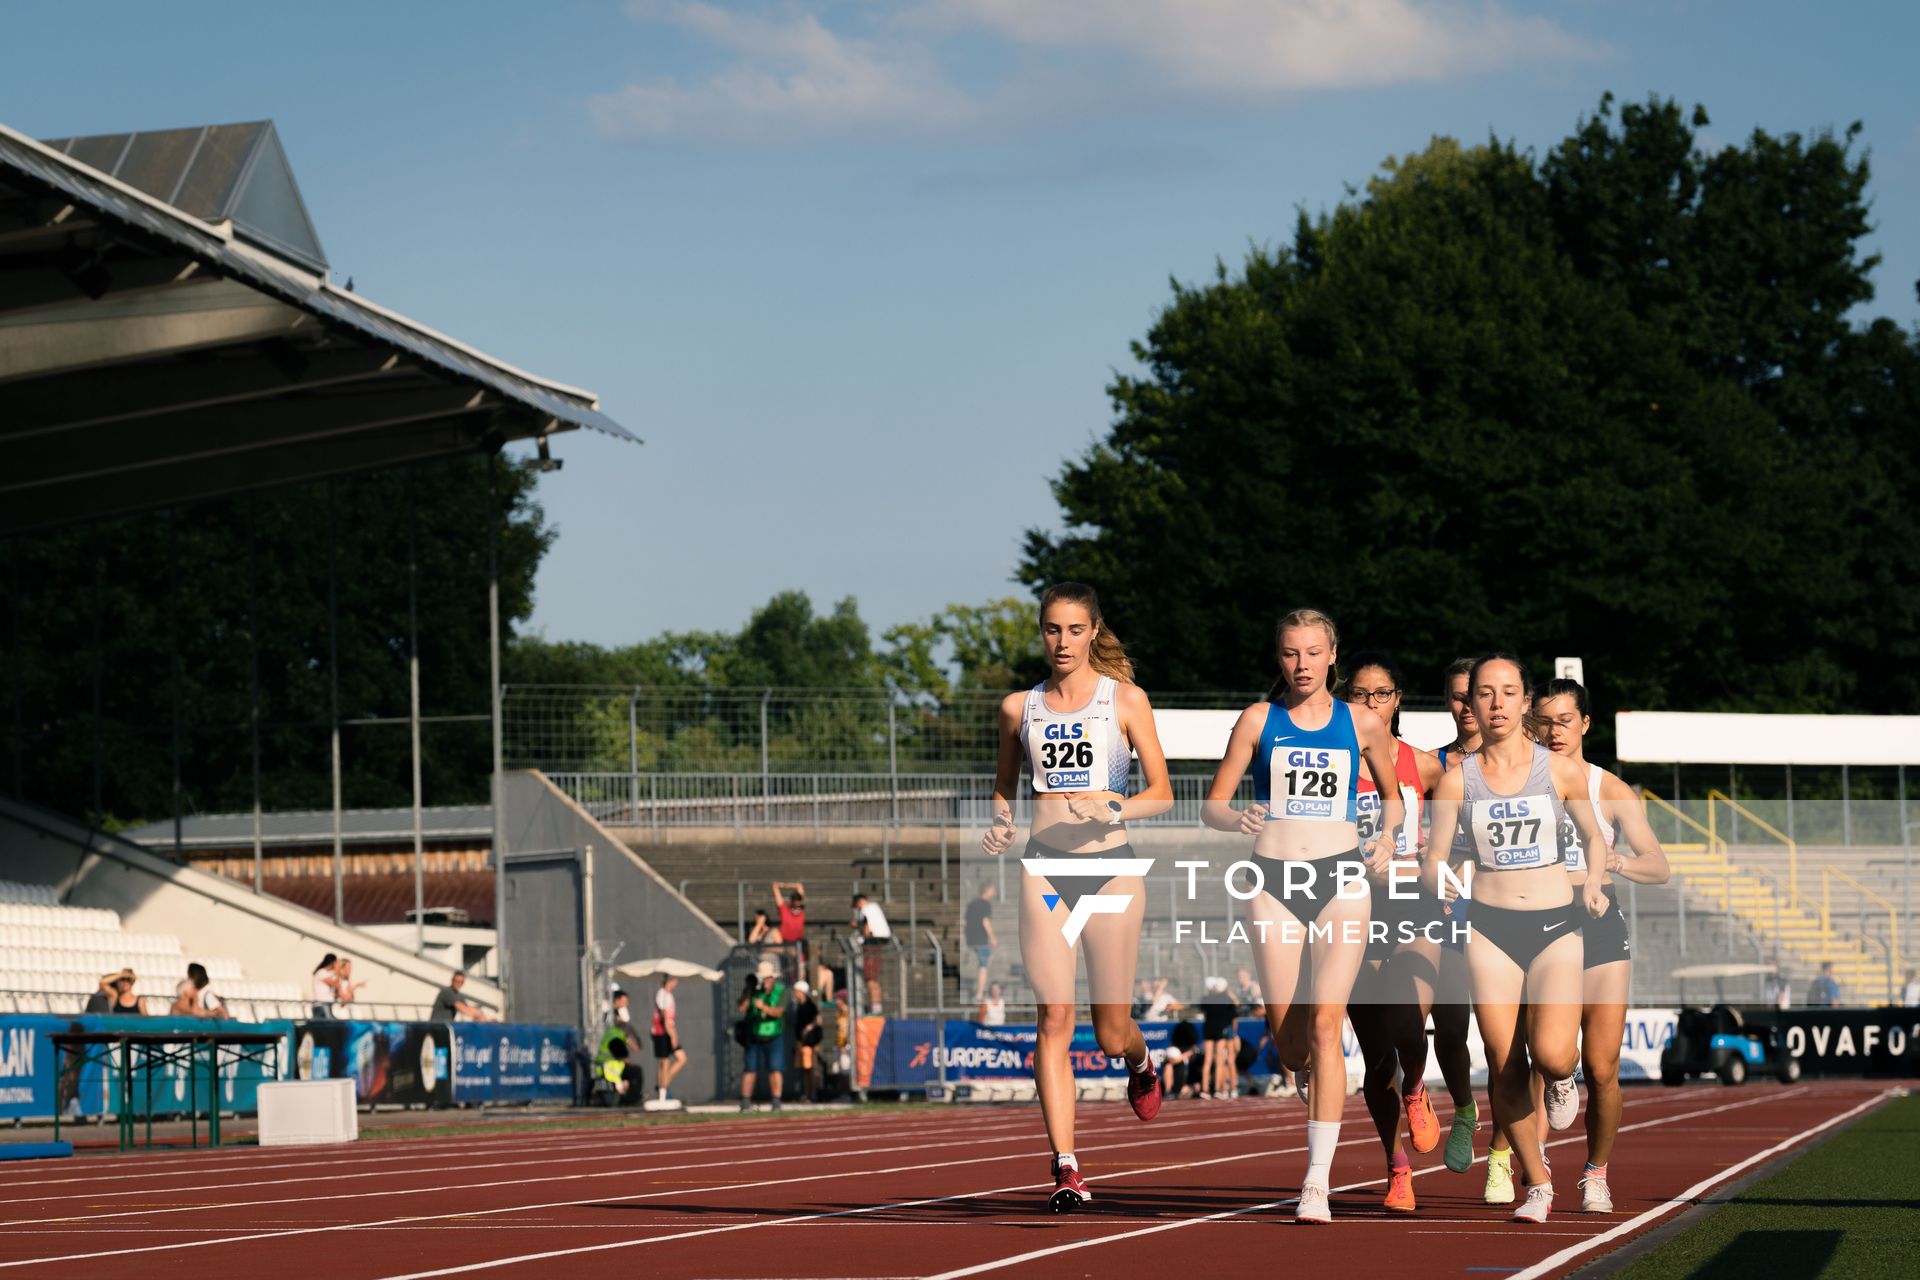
1269;746;1351;822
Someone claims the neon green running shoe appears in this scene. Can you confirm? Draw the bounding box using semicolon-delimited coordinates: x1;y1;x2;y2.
1483;1147;1515;1206
1445;1102;1479;1173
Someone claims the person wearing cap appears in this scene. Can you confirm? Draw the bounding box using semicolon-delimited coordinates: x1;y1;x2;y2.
739;959;788;1111
791;978;823;1102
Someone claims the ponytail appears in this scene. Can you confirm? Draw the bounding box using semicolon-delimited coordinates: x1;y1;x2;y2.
1038;582;1134;683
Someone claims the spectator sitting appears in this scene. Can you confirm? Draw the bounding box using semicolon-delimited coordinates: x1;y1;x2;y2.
773;880;808;978
1902;968;1920;1008
87;969;143;1016
1144;977;1181;1021
598;1033;641;1106
311;953;340;1018
334;958;365;1010
1807;962;1841;1008
432;971;494;1022
1131;978;1154;1020
746;908;776;950
964;884;998;1002
977;981;1007;1027
170;962;228;1021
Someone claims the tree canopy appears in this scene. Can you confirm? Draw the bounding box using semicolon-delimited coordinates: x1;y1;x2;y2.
1021;95;1920;721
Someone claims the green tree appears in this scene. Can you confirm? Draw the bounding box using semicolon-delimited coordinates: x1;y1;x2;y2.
1022;98;1920;724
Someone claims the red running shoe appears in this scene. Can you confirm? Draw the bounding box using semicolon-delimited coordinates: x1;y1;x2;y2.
1127;1065;1163;1121
1049;1159;1091;1213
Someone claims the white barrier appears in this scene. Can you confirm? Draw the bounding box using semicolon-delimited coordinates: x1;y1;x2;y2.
258;1078;358;1146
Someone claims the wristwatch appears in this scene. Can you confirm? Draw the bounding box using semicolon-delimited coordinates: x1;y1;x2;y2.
1103;799;1124;825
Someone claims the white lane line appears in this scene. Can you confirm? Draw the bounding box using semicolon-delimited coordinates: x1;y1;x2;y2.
0;1110;1058;1203
361;1085;1785;1279
1506;1088;1895;1280
916;1085;1840;1280
0;1108;1306;1269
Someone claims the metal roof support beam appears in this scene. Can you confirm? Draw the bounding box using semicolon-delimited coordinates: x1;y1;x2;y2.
4;345;405;436
4;386;490;493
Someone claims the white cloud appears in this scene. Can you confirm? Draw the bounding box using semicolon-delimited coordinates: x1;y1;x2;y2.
591;0;1608;143
588;2;976;142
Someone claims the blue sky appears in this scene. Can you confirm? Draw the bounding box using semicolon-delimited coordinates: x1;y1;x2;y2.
8;1;1917;649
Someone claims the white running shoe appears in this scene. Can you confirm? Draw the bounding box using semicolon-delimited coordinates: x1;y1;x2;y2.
1579;1172;1613;1213
1513;1183;1553;1224
1296;1182;1331;1225
1544;1076;1578;1131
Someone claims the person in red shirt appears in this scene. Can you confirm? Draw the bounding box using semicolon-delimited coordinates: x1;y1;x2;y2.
773;880;808;981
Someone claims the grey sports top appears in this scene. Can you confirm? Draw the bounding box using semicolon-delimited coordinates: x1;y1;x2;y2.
1454;744;1568;871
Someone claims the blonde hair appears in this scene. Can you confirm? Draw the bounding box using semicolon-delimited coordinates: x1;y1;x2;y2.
1267;608;1340;701
1038;582;1134;683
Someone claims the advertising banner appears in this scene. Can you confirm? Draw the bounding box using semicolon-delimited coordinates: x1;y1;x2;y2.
1751;1007;1920;1078
292;1020;452;1105
451;1024;577;1103
0;1015;292;1121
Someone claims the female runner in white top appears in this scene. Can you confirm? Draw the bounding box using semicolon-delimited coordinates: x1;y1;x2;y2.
984;583;1173;1212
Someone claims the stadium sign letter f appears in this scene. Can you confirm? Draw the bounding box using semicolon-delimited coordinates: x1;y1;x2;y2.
1021;857;1154;946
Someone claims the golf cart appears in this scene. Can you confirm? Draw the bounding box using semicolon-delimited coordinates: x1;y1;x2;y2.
1660;967;1802;1087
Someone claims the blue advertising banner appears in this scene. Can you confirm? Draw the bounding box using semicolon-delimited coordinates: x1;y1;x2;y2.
451;1024;577;1103
291;1020;452;1105
0;1015;293;1121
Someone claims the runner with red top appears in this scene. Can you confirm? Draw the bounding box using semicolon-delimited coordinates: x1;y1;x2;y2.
1536;676;1671;1213
1202;609;1403;1225
1341;651;1455;1214
983;583;1174;1213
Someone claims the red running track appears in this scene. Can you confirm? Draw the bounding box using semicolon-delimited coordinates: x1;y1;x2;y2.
0;1080;1892;1279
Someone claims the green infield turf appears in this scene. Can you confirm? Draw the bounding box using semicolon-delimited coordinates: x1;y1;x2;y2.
1608;1091;1919;1280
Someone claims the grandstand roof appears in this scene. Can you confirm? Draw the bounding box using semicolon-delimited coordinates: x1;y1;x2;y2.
120;804;492;849
0;118;639;537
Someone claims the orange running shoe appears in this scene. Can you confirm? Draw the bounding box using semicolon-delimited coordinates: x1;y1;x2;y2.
1384;1165;1416;1213
1405;1084;1439;1154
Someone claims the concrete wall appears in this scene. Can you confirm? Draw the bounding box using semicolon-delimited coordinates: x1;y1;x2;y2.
0;798;503;1014
500;772;734;1101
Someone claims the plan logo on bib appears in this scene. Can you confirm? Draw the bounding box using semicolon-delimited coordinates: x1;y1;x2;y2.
1022;855;1154;945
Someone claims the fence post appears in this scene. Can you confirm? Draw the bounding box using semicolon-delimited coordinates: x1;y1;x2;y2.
760;689;770;820
1672;763;1682;843
649;773;659;841
628;690;639;824
1678;889;1687;957
737;881;747;943
1786;763;1794;842
1729;764;1739;844
887;698;900;836
1901;764;1910;957
940;826;949;903
1842;765;1851;847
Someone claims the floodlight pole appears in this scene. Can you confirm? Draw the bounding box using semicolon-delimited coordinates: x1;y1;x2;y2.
167;510;182;863
408;474;425;957
247;508;263;894
489;453;509;1009
328;481;344;926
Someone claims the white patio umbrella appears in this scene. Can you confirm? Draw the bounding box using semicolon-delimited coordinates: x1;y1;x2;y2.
613;957;724;983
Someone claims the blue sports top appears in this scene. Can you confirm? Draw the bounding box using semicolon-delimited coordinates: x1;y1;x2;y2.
1252;699;1360;824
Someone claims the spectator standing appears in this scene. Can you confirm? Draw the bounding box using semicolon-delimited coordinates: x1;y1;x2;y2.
963;884;998;1000
773;880;808;979
84;972;115;1015
851;892;892;1014
739;960;788;1111
334;959;365;1010
1902;969;1920;1007
1200;976;1237;1099
978;982;1007;1027
1807;962;1841;1008
652;976;688;1101
432;971;494;1021
792;979;822;1102
107;969;143;1016
170;963;227;1021
311;954;339;1018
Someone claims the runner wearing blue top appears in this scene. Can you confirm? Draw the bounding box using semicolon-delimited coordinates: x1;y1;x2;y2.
1203;608;1403;1225
1422;654;1610;1226
983;583;1174;1213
